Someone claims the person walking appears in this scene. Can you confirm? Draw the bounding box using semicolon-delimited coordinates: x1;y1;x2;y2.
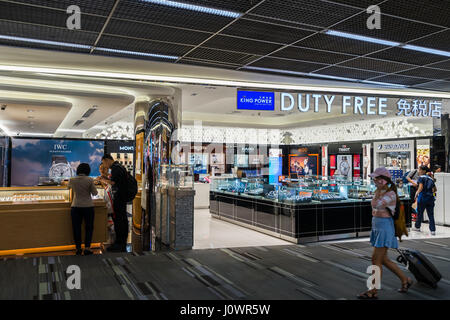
68;163;98;256
99;154;129;252
413;165;437;235
358;167;413;299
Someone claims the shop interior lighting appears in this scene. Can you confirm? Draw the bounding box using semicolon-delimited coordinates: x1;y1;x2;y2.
0;35;179;60
325;30;450;57
1;65;450;99
12;132;54;137
56;129;86;133
140;0;242;18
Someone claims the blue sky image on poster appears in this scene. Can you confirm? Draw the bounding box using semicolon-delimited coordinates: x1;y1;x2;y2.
11;139;104;186
237;91;275;111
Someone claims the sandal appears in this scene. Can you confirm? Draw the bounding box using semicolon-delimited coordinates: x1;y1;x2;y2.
398;278;413;293
357;290;378;300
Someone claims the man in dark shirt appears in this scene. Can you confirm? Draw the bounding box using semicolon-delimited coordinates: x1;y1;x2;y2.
100;154;129;252
414;165;437;235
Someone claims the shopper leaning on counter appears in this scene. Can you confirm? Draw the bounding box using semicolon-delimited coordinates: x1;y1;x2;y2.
67;163;98;256
98;154;128;252
96;164;115;244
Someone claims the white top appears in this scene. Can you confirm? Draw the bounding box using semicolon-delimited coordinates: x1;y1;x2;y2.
68;175;98;208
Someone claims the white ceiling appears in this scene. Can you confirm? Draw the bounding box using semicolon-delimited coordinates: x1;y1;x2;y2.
0;45;447;138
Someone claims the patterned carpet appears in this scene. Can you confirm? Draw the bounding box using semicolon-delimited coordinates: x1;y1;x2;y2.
1;238;450;300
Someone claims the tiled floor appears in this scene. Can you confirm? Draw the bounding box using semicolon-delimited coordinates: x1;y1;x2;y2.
3;238;450;300
194;209;290;249
194;209;450;249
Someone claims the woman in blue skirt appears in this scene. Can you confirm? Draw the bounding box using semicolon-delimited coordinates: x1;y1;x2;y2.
358;167;413;299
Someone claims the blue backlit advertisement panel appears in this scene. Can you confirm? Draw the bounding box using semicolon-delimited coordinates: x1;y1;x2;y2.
11;139;104;186
237;91;275;111
269;157;282;185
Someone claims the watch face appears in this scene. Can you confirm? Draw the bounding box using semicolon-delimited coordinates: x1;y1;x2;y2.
339;161;349;175
49;163;73;179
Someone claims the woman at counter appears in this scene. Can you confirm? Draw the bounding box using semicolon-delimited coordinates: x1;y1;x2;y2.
68;163;98;255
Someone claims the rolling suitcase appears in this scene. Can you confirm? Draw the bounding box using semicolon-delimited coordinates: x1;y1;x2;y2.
396;249;441;288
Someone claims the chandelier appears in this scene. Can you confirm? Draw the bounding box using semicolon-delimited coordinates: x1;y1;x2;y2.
95;123;134;140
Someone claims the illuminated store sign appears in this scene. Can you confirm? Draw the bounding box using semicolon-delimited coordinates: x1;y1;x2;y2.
237;91;275;111
376;142;410;151
280;93;442;118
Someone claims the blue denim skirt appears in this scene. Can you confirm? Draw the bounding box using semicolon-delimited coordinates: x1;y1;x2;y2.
370;217;398;249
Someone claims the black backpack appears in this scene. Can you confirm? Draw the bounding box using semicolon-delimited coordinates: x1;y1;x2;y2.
125;170;138;203
116;164;138;203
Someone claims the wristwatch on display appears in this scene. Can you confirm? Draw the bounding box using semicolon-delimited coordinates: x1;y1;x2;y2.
339;158;350;176
48;155;74;180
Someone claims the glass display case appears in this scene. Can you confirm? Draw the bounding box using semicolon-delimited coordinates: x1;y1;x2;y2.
160;164;194;189
0;187;70;203
211;177;411;204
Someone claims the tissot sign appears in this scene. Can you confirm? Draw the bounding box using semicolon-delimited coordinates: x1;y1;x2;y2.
236;90;443;118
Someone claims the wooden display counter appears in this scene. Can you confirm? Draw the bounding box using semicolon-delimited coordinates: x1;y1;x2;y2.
0;186;108;255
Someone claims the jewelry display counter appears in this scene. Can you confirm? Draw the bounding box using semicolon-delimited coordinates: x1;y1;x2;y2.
210;178;412;243
0;186;107;254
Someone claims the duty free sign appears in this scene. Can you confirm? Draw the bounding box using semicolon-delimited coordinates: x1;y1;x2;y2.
280;93;442;118
237;90;443;118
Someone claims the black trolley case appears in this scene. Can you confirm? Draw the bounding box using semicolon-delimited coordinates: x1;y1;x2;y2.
396;249;442;288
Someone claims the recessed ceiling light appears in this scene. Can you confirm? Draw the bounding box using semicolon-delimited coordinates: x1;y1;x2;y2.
140;0;242;18
325;30;401;47
325;29;450;58
27;109;34;113
0;34;91;50
95;47;178;60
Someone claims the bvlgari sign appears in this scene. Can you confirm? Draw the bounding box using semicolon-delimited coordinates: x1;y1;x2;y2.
280;93;442;118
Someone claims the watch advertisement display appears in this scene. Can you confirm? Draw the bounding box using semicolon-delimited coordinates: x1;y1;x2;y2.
11;138;104;186
289;155;318;177
336;155;352;179
235;154;249;167
416;139;430;168
189;153;208;174
210;153;224;165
